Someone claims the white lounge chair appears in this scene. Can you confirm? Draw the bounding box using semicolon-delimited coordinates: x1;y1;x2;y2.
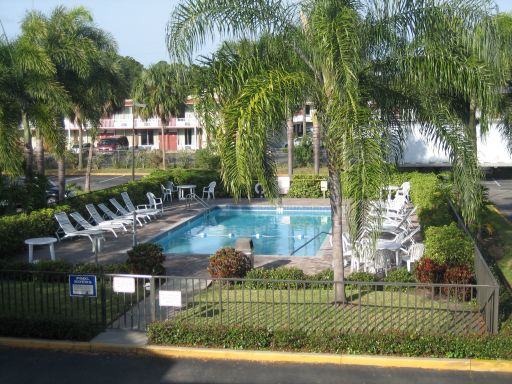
98;202;144;226
202;181;216;199
121;192;160;219
109;197;153;223
70;212;119;238
86;204;130;232
54;212;105;251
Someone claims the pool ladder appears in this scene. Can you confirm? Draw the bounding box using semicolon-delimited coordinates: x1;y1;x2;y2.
185;193;210;212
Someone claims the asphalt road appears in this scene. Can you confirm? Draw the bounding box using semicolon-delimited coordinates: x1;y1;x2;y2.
482;178;512;220
49;175;142;192
0;348;511;384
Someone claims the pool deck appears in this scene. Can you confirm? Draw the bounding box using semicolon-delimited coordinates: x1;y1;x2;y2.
16;198;345;277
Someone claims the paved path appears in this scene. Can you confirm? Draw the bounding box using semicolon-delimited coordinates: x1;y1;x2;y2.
483;178;512;221
1;347;511;384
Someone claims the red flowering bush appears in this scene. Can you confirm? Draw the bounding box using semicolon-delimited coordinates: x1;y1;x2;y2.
208;247;252;279
415;257;446;284
442;265;475;301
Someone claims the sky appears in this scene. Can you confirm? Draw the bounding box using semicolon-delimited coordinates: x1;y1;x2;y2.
1;0;512;68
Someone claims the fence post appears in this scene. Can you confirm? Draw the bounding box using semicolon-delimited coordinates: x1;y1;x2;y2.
150;276;156;323
100;274;107;329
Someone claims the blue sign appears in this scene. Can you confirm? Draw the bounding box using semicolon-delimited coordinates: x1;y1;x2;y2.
69;275;97;297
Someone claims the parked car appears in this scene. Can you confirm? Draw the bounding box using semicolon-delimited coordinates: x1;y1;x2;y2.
71;143;92;154
0;176;73;209
96;136;129;152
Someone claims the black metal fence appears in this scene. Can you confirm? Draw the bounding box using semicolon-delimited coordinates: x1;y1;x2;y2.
0;271;497;335
447;198;500;333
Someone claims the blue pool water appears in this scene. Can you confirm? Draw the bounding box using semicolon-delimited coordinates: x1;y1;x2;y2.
153;206;332;256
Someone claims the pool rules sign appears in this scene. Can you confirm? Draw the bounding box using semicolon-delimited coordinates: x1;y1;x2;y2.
69;275;97;297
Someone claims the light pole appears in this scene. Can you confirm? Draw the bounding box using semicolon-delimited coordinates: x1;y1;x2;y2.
131;101;146;181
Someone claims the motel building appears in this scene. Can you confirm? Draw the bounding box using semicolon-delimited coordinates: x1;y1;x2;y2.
64;99;206;151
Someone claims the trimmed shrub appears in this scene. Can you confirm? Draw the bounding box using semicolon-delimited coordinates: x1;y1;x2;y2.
127;243;165;275
293;137;313;167
147;321;512;359
287;175;327;198
346;271;377;292
442;265;475;301
383;268;416;291
194;148;221;170
208;247;252;279
245;267;308;289
415;257;446;284
424;223;474;267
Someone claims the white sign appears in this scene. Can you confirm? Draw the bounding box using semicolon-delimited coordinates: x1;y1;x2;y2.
113;277;136;293
159;290;182;307
320;180;328;192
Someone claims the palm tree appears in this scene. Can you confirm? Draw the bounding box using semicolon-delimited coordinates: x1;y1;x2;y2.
0;17;69;179
168;0;502;302
133;61;190;169
22;6;119;199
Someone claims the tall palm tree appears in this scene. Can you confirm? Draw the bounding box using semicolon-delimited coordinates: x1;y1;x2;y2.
23;6;119;199
133;61;190;169
168;0;502;302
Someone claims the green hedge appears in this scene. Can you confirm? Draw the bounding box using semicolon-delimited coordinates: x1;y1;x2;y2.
424;223;474;267
0;168;223;260
0;315;102;341
287;175;328;198
147;321;512;359
389;171;454;228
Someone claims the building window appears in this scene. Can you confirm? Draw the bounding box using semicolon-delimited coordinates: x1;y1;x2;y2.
140;130;154;145
305;105;311;115
184;129;192;146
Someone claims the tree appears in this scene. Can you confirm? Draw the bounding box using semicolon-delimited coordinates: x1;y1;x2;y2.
133;61;189;169
168;0;502;302
23;6;121;198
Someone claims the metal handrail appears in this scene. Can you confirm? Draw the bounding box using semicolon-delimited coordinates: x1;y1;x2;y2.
186;193;210;210
290;231;331;255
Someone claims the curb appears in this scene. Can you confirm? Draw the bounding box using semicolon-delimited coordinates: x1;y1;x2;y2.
1;337;512;373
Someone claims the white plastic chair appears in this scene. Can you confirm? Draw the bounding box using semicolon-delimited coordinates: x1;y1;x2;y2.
70;211;119;237
161;184;172;202
146;192;164;213
54;212;105;252
166;181;179;199
98;202;144;226
402;243;425;272
121;192;160;219
202;181;216;199
86;204;130;231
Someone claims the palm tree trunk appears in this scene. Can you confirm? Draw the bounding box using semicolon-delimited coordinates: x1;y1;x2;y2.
22;112;33;179
35;129;45;176
161;121;166;169
84;144;94;192
302;103;307;143
467;99;478;148
312;110;320;175
57;155;66;201
77;118;83;170
328;154;346;303
287;117;294;179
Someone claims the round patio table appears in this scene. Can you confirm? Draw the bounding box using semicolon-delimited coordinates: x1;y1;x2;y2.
24;237;57;263
177;185;196;200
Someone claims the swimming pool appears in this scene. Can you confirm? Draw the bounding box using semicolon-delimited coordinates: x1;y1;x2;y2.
153;206;332;256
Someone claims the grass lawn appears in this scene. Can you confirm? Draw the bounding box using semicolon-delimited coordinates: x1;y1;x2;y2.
163;283;485;335
0;274;137;326
482;204;512;286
